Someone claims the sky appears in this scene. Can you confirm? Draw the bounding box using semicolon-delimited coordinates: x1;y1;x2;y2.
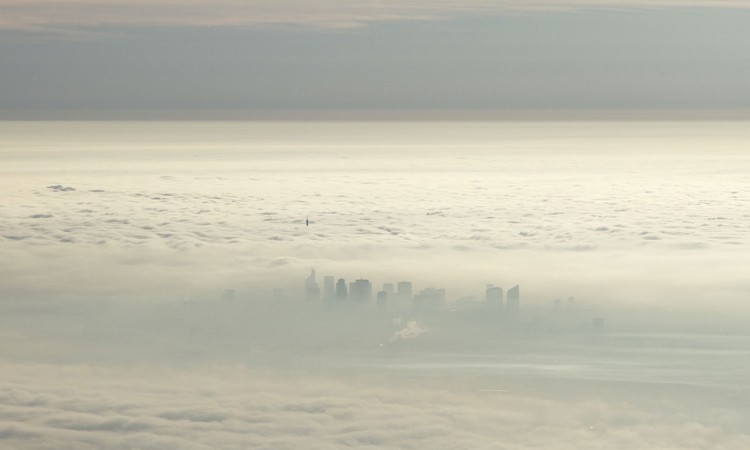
1;1;750;118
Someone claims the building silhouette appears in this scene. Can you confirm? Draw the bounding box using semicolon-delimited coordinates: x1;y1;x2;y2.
305;269;320;301
293;269;529;320
335;278;348;301
349;279;372;302
506;285;520;316
397;281;412;300
323;276;335;301
414;287;446;310
486;284;503;311
377;290;387;313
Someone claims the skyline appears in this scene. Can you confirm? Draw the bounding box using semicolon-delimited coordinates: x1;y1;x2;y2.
2;4;749;119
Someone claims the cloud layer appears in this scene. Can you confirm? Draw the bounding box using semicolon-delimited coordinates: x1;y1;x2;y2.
1;121;749;449
1;362;748;449
1;121;749;307
2;0;750;32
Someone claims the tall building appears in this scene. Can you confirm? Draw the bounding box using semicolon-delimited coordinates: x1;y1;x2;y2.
397;281;412;300
349;278;372;302
304;268;320;301
377;291;387;313
383;283;394;297
323;276;335;301
506;285;520;316
335;278;348;301
414;287;446;310
486;284;503;310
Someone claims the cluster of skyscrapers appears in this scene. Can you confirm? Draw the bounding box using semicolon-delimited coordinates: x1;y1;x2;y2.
302;269;519;314
485;284;520;316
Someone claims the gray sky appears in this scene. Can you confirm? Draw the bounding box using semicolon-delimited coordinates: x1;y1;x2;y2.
1;1;749;119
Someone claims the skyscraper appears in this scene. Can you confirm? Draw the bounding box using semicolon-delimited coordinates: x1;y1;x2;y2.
486;284;503;311
349;279;372;302
377;291;387;313
335;278;348;301
413;287;446;310
304;268;320;301
506;285;520;316
323;276;335;301
397;281;412;300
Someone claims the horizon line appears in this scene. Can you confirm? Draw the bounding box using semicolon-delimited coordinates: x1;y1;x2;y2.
3;108;750;122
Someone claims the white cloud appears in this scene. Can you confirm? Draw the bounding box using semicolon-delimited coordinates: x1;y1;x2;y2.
1;0;749;32
1;121;749;308
0;362;748;449
389;320;428;343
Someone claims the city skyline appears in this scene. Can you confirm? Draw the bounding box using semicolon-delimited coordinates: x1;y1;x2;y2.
298;268;525;314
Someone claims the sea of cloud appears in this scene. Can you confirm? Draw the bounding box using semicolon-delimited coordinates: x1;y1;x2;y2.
1;121;750;448
1;121;749;308
0;362;748;450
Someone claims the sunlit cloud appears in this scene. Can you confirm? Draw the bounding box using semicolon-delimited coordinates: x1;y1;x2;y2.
2;122;749;307
1;0;749;33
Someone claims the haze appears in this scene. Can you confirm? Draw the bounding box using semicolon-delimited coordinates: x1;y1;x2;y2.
2;2;750;449
2;121;750;448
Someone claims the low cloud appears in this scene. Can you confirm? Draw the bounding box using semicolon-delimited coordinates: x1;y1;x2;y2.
0;363;748;449
1;122;749;310
389;320;428;343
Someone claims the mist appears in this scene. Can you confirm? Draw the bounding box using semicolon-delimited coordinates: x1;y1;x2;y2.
1;121;749;448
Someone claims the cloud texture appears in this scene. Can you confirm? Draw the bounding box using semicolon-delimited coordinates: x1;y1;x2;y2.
1;363;749;449
1;121;749;307
1;121;750;449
